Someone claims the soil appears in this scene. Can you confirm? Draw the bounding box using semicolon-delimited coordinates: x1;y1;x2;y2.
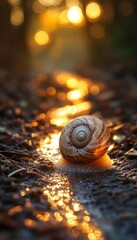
0;65;137;240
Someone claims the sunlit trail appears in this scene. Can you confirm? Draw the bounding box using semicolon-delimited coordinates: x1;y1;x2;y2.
37;133;60;163
40;173;105;239
36;72;105;238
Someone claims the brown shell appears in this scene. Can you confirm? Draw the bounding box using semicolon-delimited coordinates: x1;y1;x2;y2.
59;115;111;163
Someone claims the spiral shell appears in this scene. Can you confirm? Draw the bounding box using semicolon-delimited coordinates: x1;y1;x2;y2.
59;115;110;163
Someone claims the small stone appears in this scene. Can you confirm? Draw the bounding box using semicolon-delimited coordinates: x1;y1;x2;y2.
19;100;27;108
126;148;137;157
0;126;6;133
113;134;126;143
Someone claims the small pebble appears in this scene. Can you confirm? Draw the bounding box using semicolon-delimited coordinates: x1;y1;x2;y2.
113;134;126;144
126;148;137;157
0;126;6;133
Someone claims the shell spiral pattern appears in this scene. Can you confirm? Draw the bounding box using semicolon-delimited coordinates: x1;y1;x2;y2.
59;116;111;163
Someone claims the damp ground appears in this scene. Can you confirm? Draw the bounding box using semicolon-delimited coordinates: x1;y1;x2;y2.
0;66;137;240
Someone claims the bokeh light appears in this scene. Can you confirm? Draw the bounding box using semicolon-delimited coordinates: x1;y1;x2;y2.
38;0;62;7
34;30;49;45
40;175;105;239
67;89;86;101
59;9;69;25
66;0;80;7
32;1;45;14
66;77;78;88
68;6;84;25
40;9;59;32
37;133;60;158
46;87;56;96
86;1;102;20
102;3;114;22
90;85;100;95
90;23;105;39
8;0;21;6
10;7;24;26
118;0;133;16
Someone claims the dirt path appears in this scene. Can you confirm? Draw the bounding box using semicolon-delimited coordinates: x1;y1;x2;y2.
0;67;137;240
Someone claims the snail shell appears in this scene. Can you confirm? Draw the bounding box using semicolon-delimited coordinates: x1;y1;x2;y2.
56;115;112;172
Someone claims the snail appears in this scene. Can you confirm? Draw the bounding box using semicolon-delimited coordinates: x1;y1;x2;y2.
56;115;112;172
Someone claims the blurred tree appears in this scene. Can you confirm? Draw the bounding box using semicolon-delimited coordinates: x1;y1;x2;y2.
0;0;30;70
0;0;137;70
82;0;137;64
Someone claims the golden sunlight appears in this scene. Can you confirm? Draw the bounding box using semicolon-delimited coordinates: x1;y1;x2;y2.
86;1;102;20
67;6;84;25
8;206;23;215
47;101;91;127
41;174;105;239
10;7;24;26
66;77;78;88
39;0;62;7
37;133;60;162
67;89;87;101
34;30;49;45
67;89;83;101
40;9;59;32
59;9;69;25
66;0;80;7
108;144;114;152
90;85;100;95
32;1;45;14
8;0;21;6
